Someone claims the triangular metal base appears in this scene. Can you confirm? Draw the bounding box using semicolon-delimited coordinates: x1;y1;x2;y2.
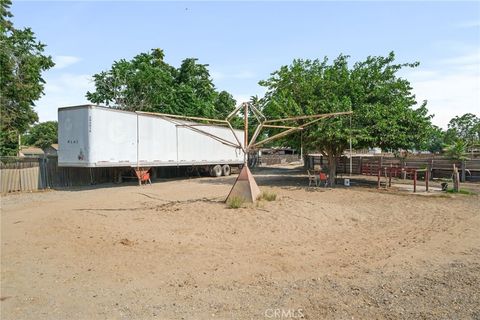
226;165;261;203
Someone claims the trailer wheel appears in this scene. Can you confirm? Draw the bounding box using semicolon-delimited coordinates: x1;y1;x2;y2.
210;165;222;177
222;164;231;176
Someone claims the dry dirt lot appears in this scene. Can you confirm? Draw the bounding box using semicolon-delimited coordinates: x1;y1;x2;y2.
1;166;479;319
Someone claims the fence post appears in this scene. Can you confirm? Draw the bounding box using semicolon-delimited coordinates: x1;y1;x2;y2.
413;170;417;193
44;157;49;189
461;160;466;182
377;169;381;189
425;170;429;192
41;157;46;189
389;164;392;187
453;164;460;192
428;158;435;181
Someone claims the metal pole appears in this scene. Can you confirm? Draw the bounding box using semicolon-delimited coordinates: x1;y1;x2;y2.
349;114;352;176
17;133;21;157
263;111;352;123
300;131;303;165
136;113;141;186
244;103;248;164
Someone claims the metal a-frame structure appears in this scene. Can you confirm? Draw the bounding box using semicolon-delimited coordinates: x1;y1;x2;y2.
138;103;351;202
225;102;352;202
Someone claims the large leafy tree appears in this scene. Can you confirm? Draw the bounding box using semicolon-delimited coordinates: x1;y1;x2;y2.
86;49;236;119
445;113;480;146
258;52;433;184
214;90;237;119
23;120;57;150
423;125;445;154
441;113;480;159
0;0;54;156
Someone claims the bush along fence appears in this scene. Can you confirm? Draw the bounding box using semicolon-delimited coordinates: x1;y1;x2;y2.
306;155;480;182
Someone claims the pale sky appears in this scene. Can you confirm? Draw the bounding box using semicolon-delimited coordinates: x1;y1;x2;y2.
12;1;480;129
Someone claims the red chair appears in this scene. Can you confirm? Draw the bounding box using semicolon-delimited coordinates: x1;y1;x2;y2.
134;169;152;185
141;171;151;184
319;172;329;187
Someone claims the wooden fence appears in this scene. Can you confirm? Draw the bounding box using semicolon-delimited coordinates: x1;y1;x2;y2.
1;156;126;194
0;157;45;193
1;156;227;194
3;154;479;194
306;155;480;182
259;154;300;166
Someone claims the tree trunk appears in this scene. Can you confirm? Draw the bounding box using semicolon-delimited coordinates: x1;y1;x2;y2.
327;153;337;186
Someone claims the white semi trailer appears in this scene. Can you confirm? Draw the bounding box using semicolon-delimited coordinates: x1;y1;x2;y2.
58;105;245;179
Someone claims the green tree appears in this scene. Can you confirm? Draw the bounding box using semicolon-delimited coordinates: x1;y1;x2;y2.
443;127;458;146
0;0;54;156
259;52;433;185
23;121;58;150
214;91;237;119
424;125;445;154
446;113;480;147
444;140;468;160
86;49;236;119
441;113;480;159
86;49;177;112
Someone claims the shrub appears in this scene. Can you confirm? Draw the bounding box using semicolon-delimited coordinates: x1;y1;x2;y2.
258;191;277;201
227;196;245;209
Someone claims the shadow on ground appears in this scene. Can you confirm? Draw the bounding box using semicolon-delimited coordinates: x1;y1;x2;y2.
197;165;381;191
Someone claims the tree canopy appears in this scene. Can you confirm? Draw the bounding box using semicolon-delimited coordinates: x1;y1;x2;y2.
445;113;480;146
86;49;236;119
23;120;58;150
0;0;54;156
438;113;480;159
257;52;434;183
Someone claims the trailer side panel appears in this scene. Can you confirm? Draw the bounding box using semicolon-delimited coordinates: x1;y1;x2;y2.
58;107;91;167
137;114;178;165
58;105;244;167
90;107;137;166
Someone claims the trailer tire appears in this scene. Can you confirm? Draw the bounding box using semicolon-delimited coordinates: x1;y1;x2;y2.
210;165;222;177
222;164;231;176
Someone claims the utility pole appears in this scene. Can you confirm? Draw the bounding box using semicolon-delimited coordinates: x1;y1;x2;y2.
17;132;21;157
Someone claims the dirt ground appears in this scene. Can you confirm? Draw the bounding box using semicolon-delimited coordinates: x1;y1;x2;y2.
1;166;479;320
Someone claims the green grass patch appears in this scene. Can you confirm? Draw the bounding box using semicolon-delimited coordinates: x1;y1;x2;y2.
227;196;245;209
445;188;477;195
258;191;277;201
